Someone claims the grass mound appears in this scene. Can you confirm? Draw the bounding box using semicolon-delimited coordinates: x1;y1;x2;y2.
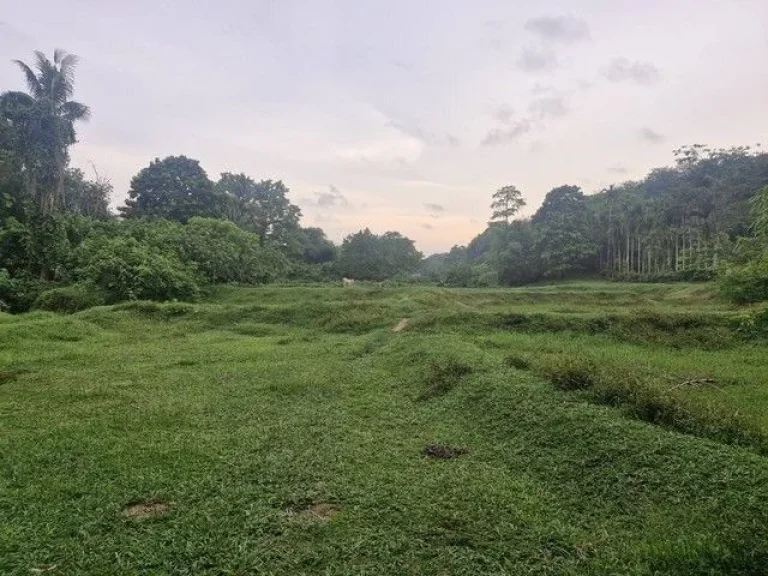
534;354;768;453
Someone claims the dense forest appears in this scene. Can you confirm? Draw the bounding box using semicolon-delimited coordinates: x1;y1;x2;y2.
424;148;768;300
2;49;768;312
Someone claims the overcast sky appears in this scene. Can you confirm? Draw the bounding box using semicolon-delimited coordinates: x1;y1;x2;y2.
2;1;767;253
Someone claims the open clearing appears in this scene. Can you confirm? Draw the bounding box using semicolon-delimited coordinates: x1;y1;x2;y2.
2;282;768;575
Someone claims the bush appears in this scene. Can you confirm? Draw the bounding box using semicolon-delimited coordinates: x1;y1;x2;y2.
444;264;475;287
0;269;48;313
739;306;768;338
0;218;31;275
76;237;200;303
284;261;336;283
33;283;104;313
178;218;287;284
0;268;12;312
444;263;497;288
718;252;768;303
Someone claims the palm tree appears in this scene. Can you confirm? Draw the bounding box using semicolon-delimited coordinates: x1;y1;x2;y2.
2;49;89;215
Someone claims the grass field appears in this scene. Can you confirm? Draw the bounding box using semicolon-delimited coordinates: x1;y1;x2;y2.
2;282;768;575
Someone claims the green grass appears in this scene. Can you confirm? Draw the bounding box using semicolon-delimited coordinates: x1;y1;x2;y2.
2;282;768;574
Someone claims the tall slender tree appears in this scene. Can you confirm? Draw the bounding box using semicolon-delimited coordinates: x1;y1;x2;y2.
2;50;90;215
490;185;526;224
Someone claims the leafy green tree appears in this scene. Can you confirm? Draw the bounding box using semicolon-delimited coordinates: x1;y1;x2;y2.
466;227;497;263
291;227;337;264
2;50;90;215
338;229;422;280
178;218;288;284
215;173;301;245
750;186;768;239
0;96;27;223
532;185;598;278
420;245;468;281
490;220;542;285
490;185;526;224
0;217;31;275
25;212;72;281
62;168;112;220
120;156;222;222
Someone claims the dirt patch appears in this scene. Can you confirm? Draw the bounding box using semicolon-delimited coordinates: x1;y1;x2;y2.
287;502;341;521
122;499;171;520
423;444;469;459
392;318;410;332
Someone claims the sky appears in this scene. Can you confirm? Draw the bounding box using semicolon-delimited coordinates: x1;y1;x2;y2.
1;0;767;253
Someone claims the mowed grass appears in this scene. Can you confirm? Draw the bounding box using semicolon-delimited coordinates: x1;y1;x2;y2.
1;283;768;575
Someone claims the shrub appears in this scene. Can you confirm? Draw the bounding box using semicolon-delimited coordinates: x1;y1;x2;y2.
76;237;200;303
444;264;476;287
0;269;48;313
33;283;104;313
718;252;768;303
443;263;497;288
284;261;336;283
739;306;768;338
0;218;31;275
0;268;12;312
179;218;287;284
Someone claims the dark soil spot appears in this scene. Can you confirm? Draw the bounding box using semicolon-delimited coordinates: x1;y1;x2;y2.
0;370;22;384
417;360;473;401
286;502;341;521
122;499;171;520
423;444;469;459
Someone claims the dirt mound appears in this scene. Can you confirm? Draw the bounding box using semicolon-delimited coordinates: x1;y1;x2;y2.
123;499;171;520
392;318;410;332
423;444;469;459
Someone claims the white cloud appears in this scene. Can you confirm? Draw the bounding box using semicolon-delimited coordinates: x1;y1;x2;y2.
603;58;662;85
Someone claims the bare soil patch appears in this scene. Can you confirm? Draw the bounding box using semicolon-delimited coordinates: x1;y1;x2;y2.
122;499;171;520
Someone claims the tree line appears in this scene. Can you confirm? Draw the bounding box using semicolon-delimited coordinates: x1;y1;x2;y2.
0;50;421;311
2;49;767;312
425;146;768;301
